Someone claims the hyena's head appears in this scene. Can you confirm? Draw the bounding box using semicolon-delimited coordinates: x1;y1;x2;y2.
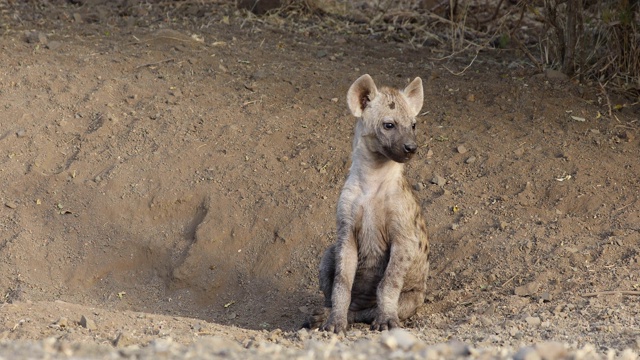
347;74;424;163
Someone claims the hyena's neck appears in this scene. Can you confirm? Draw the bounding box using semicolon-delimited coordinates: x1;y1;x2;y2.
350;144;404;194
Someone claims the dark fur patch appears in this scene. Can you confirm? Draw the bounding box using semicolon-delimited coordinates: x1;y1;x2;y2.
361;93;370;110
389;101;395;110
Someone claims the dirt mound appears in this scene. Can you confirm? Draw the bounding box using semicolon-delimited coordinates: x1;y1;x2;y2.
1;0;639;357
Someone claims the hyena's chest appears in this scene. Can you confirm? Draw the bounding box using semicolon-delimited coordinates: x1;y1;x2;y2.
348;195;393;307
354;195;392;270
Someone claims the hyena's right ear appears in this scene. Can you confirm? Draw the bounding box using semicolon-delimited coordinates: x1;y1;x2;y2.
347;74;378;117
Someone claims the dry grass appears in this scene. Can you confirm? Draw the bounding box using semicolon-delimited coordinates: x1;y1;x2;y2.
234;0;638;101
538;0;639;101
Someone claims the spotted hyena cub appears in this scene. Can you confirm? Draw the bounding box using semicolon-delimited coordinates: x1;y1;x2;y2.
307;74;430;333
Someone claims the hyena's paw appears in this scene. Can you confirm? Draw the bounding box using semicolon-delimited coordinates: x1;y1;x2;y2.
321;313;348;334
370;313;401;331
301;307;330;329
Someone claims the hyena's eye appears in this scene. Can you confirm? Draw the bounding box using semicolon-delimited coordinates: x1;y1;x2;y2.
383;122;395;130
412;123;416;130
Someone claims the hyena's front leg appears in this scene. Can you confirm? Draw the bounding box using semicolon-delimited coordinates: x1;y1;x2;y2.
321;229;358;334
371;240;416;331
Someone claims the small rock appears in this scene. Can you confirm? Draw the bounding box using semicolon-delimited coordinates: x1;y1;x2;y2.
514;147;525;157
457;145;468;154
268;328;282;341
330;97;338;102
423;342;467;358
426;149;433;159
347;329;362;338
534;342;568;360
514;346;541;360
389;328;418;351
431;175;446;187
16;129;26;137
227;312;237;320
113;332;135;347
26;31;47;44
540;292;553;302
149;338;174;353
54;317;69;328
451;223;459;231
509;326;519;337
42;337;58;353
515;281;539;297
316;50;328;58
621;349;639;360
79;315;97;330
499;221;508;230
296;328;310;341
73;13;83;23
448;340;471;356
380;332;398;350
465;156;476;164
466;94;475;102
525;316;541;326
46;41;62;51
198;336;245;355
298;306;308;314
413;183;424;191
5;202;16;209
553;304;565;314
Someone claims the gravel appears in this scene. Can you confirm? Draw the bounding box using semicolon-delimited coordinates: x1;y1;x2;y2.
0;329;637;360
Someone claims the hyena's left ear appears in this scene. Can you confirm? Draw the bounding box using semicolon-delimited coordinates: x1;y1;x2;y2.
402;77;424;118
347;74;378;117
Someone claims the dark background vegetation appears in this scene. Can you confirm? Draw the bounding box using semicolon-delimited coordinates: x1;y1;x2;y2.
237;0;639;104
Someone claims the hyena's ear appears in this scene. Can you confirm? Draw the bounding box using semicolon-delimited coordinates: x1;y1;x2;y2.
402;77;424;118
347;74;378;117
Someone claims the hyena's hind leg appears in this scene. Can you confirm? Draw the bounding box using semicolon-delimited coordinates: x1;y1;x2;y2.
397;289;426;320
302;245;336;329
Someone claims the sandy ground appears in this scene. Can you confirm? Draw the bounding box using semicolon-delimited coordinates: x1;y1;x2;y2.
1;1;639;358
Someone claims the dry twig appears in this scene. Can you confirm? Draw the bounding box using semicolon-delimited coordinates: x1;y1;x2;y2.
135;58;175;69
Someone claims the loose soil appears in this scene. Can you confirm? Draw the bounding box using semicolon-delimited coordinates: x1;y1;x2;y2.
1;1;639;358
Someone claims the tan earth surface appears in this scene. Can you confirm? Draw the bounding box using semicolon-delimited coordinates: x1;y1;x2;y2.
1;1;639;358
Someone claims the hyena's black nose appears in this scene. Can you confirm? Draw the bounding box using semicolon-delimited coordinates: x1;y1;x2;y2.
404;143;418;154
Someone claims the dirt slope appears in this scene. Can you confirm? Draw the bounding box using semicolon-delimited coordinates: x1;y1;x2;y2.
0;1;639;358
